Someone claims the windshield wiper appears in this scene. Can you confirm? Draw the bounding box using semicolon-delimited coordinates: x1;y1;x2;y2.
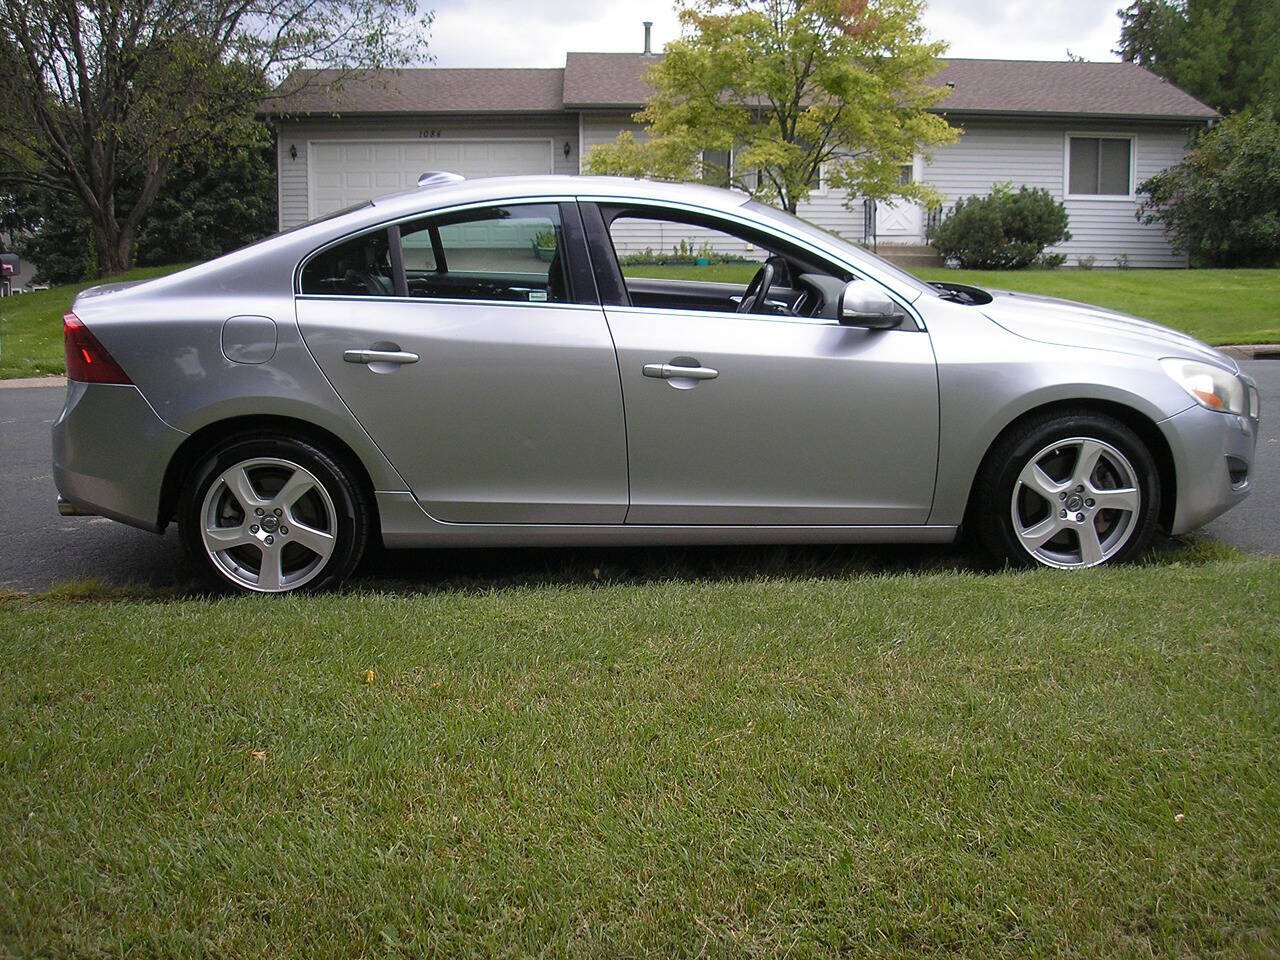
931;282;988;305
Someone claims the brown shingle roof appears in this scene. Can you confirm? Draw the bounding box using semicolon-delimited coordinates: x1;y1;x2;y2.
562;52;659;108
260;57;1217;123
933;59;1217;121
259;67;565;115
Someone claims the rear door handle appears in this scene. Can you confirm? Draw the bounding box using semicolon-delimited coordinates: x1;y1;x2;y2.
343;349;419;365
642;362;719;381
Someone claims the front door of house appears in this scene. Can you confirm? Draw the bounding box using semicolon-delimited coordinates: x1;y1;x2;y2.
877;160;924;243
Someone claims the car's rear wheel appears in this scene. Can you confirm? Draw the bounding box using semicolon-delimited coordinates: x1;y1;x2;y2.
180;436;370;593
972;411;1162;569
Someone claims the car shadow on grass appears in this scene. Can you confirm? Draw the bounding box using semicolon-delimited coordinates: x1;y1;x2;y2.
11;533;1236;603
350;531;1232;595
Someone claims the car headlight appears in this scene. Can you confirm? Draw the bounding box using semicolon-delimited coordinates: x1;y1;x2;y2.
1160;358;1248;416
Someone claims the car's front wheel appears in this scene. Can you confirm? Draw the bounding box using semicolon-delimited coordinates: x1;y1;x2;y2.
180;436;370;593
972;411;1162;569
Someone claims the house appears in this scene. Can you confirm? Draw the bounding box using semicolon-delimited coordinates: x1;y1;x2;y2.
0;237;39;294
259;36;1218;268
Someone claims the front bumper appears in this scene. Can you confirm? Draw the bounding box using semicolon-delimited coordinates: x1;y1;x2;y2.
1160;400;1260;535
52;381;188;533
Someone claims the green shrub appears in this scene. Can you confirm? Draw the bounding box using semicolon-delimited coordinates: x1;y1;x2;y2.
1137;109;1280;267
927;183;1071;269
619;240;743;266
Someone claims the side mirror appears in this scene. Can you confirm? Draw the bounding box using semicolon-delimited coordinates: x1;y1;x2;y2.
838;281;906;329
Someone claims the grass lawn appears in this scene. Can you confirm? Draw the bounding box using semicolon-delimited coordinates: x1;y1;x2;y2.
625;264;1280;346
0;265;188;379
915;267;1280;346
623;263;770;284
3;547;1278;957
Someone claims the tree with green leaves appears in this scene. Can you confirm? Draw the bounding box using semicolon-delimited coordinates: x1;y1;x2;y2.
1115;0;1280;114
1137;109;1280;266
0;0;429;276
135;123;277;269
585;0;957;214
9;119;279;285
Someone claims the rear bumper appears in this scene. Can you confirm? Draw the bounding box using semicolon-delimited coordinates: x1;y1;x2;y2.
52;381;187;533
1160;402;1260;535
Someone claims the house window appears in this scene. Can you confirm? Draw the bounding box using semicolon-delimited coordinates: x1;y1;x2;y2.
700;149;732;188
1067;136;1133;196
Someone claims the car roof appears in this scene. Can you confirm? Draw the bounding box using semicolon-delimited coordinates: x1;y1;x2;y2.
367;175;754;220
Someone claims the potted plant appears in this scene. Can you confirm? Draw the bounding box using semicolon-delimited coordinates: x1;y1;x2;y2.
531;229;557;262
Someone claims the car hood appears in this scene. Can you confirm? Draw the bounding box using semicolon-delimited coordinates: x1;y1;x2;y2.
979;289;1237;373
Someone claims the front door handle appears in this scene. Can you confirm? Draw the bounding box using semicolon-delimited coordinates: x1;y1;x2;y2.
642;362;719;381
343;348;419;365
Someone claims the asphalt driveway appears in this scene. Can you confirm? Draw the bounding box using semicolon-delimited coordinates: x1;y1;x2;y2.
2;359;1276;593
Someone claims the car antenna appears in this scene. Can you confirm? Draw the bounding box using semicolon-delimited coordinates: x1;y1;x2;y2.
417;171;465;188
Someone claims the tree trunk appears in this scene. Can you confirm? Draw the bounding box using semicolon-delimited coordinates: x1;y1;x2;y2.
93;222;134;276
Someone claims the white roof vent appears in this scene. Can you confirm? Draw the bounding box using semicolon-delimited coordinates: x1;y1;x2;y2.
417;171;465;188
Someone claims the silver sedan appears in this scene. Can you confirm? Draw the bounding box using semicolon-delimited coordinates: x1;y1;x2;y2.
53;175;1261;592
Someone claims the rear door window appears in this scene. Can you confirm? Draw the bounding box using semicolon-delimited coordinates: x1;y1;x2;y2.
398;204;570;304
299;229;394;296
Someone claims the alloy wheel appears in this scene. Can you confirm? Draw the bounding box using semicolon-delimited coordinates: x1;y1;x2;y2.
199;457;338;592
1009;437;1142;568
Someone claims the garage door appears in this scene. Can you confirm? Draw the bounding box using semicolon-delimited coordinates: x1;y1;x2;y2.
308;139;554;219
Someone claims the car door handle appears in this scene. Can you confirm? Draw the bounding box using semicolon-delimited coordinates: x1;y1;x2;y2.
343;349;419;365
642;362;719;381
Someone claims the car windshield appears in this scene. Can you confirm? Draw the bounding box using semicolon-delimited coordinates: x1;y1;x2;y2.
742;200;941;300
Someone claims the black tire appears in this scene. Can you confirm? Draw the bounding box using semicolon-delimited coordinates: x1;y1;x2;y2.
970;410;1162;569
179;434;371;593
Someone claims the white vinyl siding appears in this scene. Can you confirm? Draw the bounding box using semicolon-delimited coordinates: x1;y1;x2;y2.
580;111;643;166
921;119;1197;267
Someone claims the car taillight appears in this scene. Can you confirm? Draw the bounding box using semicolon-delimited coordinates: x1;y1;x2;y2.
64;312;132;384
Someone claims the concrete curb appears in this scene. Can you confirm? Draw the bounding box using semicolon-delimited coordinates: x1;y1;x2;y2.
0;376;67;389
1220;344;1280;362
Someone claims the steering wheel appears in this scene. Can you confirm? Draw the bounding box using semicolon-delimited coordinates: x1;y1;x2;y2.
737;259;776;314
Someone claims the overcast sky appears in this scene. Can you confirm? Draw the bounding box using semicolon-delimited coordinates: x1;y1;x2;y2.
426;0;1124;68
